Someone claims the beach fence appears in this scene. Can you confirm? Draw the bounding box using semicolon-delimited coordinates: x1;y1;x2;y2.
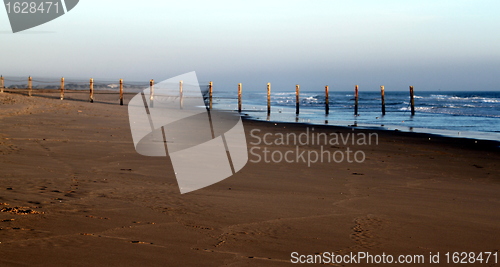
0;76;154;105
0;76;417;115
233;82;416;116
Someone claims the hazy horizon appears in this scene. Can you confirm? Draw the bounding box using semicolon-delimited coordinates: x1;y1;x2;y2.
1;0;499;91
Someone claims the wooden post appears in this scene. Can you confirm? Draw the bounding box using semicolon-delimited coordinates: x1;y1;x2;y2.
209;81;213;110
0;76;4;93
60;77;65;100
325;85;329;115
149;79;154;108
295;84;300;115
119;79;124;105
28;76;32;96
380;85;385;115
89;78;94;103
354;85;359;116
409;86;415;116
179;80;183;109
267;83;271;115
238;83;242;113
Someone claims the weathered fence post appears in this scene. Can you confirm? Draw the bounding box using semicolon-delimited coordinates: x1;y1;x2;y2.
179;80;183;109
380;85;386;115
119;79;124;105
296;84;300;115
89;78;94;103
238;83;242;113
325;85;329;115
209;81;213;110
60;77;65;100
354;85;359;115
149;79;154;108
410;86;415;116
28;76;32;96
0;76;4;93
267;83;271;115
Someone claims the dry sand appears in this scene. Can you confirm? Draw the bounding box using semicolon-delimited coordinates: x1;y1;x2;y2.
0;90;499;266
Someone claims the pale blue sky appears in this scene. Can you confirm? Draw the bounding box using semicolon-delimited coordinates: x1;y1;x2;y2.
1;0;499;91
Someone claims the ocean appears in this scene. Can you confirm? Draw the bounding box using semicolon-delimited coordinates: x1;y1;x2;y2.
210;90;500;142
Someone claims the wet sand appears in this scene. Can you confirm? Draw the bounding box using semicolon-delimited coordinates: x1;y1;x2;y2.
0;90;499;266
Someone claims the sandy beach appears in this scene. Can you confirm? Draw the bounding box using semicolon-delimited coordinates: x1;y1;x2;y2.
0;90;499;266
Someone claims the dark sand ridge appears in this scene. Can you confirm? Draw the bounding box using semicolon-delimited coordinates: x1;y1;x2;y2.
0;91;499;266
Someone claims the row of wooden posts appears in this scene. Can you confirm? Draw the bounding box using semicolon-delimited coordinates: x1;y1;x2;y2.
0;76;127;105
239;82;416;116
0;76;416;116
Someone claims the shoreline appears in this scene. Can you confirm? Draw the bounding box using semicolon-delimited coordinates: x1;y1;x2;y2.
4;87;500;142
243;117;500;152
242;112;500;143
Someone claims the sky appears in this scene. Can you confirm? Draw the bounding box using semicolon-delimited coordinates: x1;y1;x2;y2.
1;0;499;91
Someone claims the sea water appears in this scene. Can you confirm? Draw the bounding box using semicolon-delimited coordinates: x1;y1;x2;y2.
210;90;500;142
